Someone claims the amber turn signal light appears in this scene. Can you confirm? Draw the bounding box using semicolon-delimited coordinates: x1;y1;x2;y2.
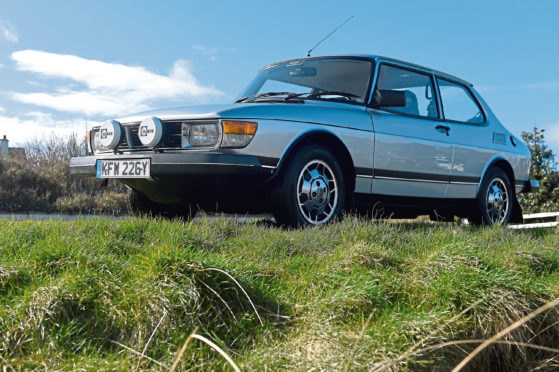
222;120;258;135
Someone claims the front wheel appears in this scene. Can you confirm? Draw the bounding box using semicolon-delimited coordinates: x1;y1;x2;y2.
272;146;346;227
469;167;513;226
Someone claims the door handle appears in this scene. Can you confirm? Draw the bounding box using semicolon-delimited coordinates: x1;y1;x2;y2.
435;124;450;136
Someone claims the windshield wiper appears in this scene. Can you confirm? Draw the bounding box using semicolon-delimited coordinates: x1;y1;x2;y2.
308;91;360;99
235;90;359;104
236;91;294;103
236;91;310;103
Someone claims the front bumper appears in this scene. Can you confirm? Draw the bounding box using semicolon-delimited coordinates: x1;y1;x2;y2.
70;151;274;177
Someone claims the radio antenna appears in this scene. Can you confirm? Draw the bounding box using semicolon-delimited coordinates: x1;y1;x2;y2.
306;15;354;57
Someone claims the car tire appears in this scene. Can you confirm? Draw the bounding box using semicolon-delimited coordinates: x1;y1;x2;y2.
468;167;513;226
128;189;192;219
272;145;346;227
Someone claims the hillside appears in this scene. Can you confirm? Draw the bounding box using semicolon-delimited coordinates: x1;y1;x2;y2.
1;217;559;371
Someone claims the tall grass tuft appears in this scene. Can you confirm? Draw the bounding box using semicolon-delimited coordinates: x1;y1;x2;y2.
0;216;558;370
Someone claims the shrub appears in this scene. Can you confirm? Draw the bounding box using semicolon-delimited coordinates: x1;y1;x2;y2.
0;133;127;214
518;127;559;213
54;192;129;215
0;157;60;212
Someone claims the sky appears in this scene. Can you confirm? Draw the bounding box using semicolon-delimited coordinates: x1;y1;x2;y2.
1;0;559;155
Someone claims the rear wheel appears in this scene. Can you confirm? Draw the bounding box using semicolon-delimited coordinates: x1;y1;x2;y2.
273;145;346;227
469;167;513;226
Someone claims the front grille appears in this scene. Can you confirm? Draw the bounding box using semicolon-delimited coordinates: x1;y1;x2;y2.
115;121;180;151
115;123;145;151
107;120;216;152
163;121;182;147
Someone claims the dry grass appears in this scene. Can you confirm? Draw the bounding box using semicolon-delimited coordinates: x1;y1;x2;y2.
0;217;558;370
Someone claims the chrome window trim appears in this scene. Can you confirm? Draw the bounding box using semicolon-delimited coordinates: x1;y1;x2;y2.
253;56;376;108
435;76;487;125
368;61;442;122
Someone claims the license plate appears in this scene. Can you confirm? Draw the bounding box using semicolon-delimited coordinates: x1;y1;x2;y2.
96;159;150;178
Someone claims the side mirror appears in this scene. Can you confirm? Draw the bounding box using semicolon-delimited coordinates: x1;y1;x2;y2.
370;89;406;108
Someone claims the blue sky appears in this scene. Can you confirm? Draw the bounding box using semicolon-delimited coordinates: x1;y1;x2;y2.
1;0;559;154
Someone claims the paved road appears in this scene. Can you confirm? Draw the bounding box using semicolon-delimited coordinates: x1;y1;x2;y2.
0;212;275;222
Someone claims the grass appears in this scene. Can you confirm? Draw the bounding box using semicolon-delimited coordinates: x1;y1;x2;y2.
1;216;559;371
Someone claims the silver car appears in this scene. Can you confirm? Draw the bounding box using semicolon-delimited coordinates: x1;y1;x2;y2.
70;55;538;226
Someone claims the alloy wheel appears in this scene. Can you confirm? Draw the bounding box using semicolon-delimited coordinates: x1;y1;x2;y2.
486;177;510;225
296;159;338;225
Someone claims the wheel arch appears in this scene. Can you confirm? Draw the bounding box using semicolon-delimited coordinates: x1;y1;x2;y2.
274;130;356;209
478;155;523;223
478;156;516;196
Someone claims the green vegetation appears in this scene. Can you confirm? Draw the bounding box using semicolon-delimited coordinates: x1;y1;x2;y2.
519;127;559;213
1;217;559;371
0;134;127;214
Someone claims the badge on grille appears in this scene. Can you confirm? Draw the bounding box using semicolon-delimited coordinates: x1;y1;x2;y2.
139;116;163;147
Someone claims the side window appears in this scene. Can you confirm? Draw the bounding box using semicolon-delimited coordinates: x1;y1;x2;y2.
375;64;438;119
437;78;484;123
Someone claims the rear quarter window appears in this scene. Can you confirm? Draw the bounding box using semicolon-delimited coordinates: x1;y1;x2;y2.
437;78;484;124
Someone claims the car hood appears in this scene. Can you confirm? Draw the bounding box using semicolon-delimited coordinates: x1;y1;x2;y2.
116;102;369;130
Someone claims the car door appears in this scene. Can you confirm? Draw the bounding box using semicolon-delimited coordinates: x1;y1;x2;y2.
435;77;495;199
368;62;453;198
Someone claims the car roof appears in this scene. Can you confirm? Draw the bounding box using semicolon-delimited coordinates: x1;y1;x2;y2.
262;54;473;87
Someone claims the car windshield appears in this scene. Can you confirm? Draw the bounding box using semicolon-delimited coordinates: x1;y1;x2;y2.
237;58;373;104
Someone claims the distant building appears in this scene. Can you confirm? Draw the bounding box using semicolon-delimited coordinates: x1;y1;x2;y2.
0;135;26;162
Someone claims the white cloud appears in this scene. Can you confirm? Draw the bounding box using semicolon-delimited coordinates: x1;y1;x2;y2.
0;106;5;112
9;50;222;117
0;21;18;43
0;113;97;146
0;63;4;69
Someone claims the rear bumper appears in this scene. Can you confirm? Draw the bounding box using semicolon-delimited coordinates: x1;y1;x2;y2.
70;152;274;177
518;179;540;193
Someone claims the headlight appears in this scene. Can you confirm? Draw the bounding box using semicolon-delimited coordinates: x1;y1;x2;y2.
89;128;101;153
183;123;219;147
220;120;258;148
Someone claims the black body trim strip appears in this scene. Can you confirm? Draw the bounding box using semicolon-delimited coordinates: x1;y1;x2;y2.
373;169;480;184
356;167;373;175
450;175;480;183
374;169;449;182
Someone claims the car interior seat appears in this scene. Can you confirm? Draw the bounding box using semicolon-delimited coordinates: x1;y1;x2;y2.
400;90;419;116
